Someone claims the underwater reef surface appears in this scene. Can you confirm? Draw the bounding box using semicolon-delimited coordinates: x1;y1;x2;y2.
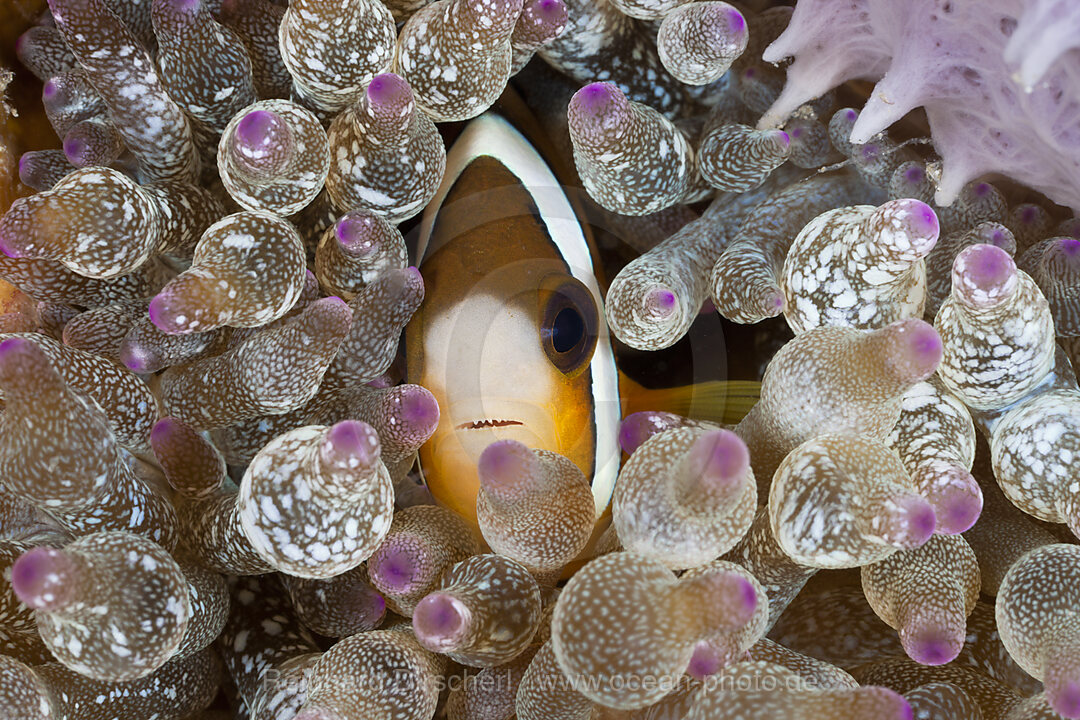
0;0;1079;718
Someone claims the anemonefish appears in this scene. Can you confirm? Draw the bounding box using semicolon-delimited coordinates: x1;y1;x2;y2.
406;103;758;527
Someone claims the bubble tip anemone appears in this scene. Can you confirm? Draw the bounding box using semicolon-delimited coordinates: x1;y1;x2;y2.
478;439;535;490
119;339;158;373
691;429;751;489
322;419;380;469
925;468;983;534
413;592;471;650
398;383;440;430
885;320;942;383
1049;679;1080;719
886;494;937;549
368;543;420;594
11;546;77;611
901;627;962;666
571;82;624;120
148;289;190;335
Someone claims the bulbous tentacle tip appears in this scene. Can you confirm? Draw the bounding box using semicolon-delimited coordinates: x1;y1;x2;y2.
0;336;34;362
380;266;425;300
357;584;387;618
1061;237;1080;255
321;295;348;309
953;243;1018;308
533;0;567;22
686;641;722;680
885;494;937;550
617;411;682;455
119;338;161;374
903;164;926;185
920;467;983;535
901;627;962;666
765;128;790;150
170;0;201;12
334;212;381;255
368;544;421;594
695;570;759;630
413;592;471;649
724;4;746;32
644;285;678;319
299;296;354;337
322;419;380;470
399;385;440;430
150;416;183;449
11;546;77;611
1049;679;1080;719
731;575;760;624
885;319;942;383
570;82;626;120
905;322;942;372
153;0;202;18
884;690;915;720
889;198;940;253
689;429;751;488
61;135;88;167
478;439;535;489
234;109;290;157
0;226;26;259
366;73;412;109
0;338;51;389
41;78;59;102
148;290;189;334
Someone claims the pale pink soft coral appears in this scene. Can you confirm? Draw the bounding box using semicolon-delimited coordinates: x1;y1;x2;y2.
758;0;1080;212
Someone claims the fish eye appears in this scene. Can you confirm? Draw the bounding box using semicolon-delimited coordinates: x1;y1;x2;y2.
551;307;585;353
539;276;598;377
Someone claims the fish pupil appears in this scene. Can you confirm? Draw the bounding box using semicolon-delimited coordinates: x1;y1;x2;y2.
552;307;585;353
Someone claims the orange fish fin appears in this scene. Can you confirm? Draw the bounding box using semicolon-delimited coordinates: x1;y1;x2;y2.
618;373;761;425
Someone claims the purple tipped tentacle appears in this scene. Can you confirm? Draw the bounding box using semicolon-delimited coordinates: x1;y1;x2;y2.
618;411;684;455
412;592;472;651
686;641;723;680
334;212;382;256
899;625;963;667
686;429;751;490
364;73;415;133
369;544;423;595
63;118;125;168
229;108;296;179
913;465;983;535
17;150;74;191
874;493;937;550
1048;674;1080;719
952;243;1018;309
569;83;630;136
645;286;678;318
478;440;538;501
149;280;211;335
320;419;381;473
881;319;942;386
118;338;160;373
11;547;80;612
401;384;440;428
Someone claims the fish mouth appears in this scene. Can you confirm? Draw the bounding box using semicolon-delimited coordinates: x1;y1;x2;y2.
455;418;525;430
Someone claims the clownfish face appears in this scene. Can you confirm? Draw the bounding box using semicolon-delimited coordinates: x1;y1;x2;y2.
406;114;619;526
